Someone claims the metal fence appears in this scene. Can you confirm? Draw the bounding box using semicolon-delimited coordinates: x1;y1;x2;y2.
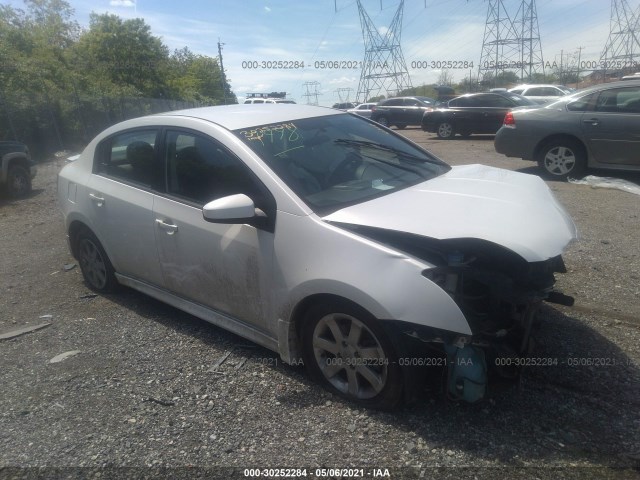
0;91;210;160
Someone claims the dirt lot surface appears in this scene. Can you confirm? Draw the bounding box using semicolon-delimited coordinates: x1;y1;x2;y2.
1;129;639;480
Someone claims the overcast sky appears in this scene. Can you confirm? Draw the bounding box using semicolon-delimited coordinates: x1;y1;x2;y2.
8;0;618;105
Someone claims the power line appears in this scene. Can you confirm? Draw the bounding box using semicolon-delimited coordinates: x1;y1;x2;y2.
355;0;413;101
477;0;545;86
599;0;640;79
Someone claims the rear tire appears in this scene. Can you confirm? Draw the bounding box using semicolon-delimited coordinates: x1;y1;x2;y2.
6;164;31;198
395;124;407;130
537;138;587;180
376;116;389;127
301;300;403;409
75;228;119;293
436;122;455;139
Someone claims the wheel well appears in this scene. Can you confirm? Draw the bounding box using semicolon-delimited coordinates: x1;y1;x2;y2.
68;221;92;259
3;156;29;178
288;294;376;358
534;134;587;161
293;294;368;335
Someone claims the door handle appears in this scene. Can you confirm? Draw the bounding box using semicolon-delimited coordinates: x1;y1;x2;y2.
155;219;178;235
583;118;599;126
89;193;105;207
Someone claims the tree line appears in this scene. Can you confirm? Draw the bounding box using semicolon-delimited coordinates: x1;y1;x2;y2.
0;0;236;157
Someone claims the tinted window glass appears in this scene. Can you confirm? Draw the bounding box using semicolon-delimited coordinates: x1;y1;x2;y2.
449;97;473;107
165;131;263;205
474;94;511;107
595;87;640;113
96;130;158;187
382;99;403;106
404;98;421;106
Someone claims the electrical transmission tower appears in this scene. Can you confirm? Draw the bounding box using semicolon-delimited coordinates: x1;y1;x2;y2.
302;81;321;105
335;88;354;103
355;0;413;103
600;0;640;78
478;0;545;87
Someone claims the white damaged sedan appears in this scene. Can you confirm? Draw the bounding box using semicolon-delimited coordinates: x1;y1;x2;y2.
58;104;577;408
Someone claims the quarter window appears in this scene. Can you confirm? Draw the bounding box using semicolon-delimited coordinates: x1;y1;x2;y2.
95;130;159;187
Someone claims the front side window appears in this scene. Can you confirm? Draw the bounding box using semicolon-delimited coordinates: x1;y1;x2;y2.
95;129;159;187
165;131;264;206
234;114;449;214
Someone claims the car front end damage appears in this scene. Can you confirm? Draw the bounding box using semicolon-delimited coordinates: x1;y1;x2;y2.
324;164;577;403
345;227;575;403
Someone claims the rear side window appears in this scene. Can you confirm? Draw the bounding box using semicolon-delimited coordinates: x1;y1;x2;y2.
95;129;159;187
474;94;512;107
382;99;403;106
595;87;640;113
567;92;599;112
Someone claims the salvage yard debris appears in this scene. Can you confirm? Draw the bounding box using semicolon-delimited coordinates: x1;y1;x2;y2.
48;350;81;364
569;175;640;196
0;322;51;341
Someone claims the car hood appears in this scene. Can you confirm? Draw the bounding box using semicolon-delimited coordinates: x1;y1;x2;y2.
323;164;577;262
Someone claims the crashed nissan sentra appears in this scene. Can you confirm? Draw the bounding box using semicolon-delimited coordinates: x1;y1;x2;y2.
57;104;577;408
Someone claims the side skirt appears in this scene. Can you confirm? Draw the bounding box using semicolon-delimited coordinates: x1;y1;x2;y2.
115;273;279;353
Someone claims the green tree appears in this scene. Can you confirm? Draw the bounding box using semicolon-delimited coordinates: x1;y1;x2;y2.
168;47;236;104
72;13;170;98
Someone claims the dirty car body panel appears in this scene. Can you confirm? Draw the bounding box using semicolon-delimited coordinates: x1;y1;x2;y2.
58;104;576;408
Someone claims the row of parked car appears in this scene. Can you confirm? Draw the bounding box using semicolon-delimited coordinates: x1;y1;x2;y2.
350;80;640;180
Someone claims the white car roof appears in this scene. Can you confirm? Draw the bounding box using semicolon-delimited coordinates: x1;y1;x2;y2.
158;104;341;130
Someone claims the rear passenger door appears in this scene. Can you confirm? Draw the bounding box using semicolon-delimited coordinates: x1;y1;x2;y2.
87;129;164;285
402;98;427;125
582;86;640;166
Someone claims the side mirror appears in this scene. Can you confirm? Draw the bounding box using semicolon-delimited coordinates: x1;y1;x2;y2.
202;194;256;223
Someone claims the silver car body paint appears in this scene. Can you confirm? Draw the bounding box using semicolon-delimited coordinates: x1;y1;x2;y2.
324;164;577;262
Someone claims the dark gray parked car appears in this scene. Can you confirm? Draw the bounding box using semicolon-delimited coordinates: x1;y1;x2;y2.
495;80;640;180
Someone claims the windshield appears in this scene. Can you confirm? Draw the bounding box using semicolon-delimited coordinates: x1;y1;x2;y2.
234;114;450;214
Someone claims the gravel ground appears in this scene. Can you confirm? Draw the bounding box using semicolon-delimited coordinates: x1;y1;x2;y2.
1;131;639;480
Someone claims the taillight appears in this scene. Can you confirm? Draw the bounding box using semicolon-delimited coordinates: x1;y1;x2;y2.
371;106;377;112
503;112;515;127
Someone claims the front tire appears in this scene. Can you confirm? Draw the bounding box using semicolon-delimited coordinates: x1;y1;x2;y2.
6;164;31;198
75;228;119;293
537;138;587;180
301;300;403;409
436;122;455;139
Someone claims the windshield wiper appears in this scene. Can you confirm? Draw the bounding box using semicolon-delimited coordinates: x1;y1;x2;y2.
334;138;433;177
334;138;427;163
